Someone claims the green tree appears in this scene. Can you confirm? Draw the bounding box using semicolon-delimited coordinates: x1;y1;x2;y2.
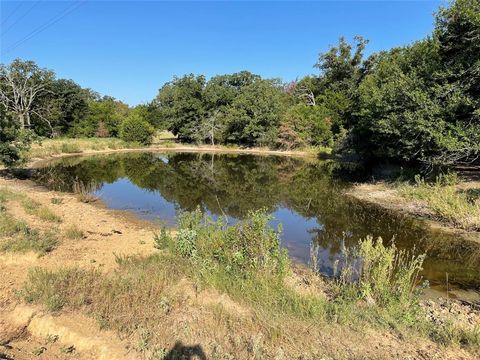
222;78;286;146
72;97;129;137
0;109;33;166
119;113;155;144
280;104;333;147
156;74;206;141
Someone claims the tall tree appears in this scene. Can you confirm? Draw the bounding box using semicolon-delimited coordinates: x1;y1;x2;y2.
156;74;206;142
0;59;54;130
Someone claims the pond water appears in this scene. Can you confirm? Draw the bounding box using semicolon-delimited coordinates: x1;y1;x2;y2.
32;151;480;298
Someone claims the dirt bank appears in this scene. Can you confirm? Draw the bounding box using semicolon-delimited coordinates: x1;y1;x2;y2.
346;182;480;243
27;143;319;167
0;176;156;359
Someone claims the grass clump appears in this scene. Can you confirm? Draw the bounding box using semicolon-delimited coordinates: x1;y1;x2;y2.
65;225;84;240
60;142;81;154
0;212;58;254
397;173;480;230
51;197;64;205
22;198;62;223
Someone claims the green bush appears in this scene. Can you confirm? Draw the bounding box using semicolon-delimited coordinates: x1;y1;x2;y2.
337;236;425;308
119;114;155;145
156;208;289;278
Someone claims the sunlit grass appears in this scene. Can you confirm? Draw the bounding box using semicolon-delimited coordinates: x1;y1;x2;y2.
65;225;84;240
29;138;137;158
22;198;62;223
397;173;480;230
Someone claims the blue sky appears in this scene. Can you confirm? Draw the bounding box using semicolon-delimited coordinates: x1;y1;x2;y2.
1;1;446;106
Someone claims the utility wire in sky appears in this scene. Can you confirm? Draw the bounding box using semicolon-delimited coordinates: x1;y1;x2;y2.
2;1;86;56
1;2;24;27
1;0;41;37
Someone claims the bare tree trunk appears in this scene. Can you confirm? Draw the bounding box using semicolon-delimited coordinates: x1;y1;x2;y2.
18;113;25;128
211;122;215;146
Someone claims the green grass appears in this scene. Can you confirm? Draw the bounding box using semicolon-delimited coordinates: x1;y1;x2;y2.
0;188;59;255
22;198;62;223
397;173;480;230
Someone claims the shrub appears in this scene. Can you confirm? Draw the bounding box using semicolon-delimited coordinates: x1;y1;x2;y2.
158;208;289;278
119;114;155;145
337;236;425;308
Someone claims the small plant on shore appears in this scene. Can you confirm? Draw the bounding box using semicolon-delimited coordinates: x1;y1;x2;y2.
51;197;64;205
32;346;46;356
65;225;84;240
336;236;426;307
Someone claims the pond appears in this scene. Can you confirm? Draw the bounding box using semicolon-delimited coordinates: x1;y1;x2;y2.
32;151;480;299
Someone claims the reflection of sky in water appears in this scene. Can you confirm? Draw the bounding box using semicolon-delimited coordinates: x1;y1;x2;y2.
95;178;177;224
96;178;340;271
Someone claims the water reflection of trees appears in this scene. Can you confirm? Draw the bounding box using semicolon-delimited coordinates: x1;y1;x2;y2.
32;152;480;286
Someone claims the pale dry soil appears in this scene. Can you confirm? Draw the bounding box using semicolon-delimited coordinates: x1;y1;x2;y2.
0;176;478;359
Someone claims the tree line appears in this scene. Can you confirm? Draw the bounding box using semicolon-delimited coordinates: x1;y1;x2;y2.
1;0;478;167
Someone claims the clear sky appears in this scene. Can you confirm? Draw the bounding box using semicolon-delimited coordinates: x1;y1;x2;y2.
1;0;446;106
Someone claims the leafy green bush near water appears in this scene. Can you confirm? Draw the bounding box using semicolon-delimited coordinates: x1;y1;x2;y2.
155;209;289;278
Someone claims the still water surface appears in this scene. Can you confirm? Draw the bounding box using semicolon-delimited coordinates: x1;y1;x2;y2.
33;151;480;297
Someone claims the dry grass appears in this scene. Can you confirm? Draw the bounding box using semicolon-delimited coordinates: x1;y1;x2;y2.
65;225;85;240
22;198;62;223
29;138;140;158
397;173;480;230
